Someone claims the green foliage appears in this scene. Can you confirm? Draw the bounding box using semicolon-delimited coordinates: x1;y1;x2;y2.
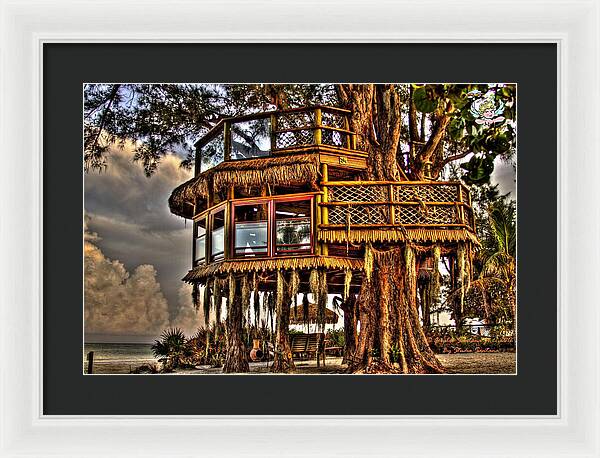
326;328;345;348
412;86;439;113
84;83;516;184
84;83;337;175
389;343;401;364
461;154;495;185
151;328;192;370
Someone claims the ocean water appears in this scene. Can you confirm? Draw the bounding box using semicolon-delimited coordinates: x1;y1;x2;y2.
83;342;157;374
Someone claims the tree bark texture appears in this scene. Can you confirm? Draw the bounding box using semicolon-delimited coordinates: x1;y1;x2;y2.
349;246;445;374
271;273;295;373
336;84;404;181
341;294;358;363
223;279;250;373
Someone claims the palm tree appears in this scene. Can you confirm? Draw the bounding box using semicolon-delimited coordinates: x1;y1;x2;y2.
469;200;516;325
151;328;192;369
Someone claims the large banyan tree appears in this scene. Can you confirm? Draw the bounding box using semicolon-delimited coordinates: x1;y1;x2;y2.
84;83;516;373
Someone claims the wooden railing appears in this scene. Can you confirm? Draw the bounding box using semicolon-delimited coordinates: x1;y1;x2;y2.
319;181;476;232
195;106;357;174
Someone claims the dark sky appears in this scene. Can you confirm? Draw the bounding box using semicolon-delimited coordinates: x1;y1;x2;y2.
84;144;203;342
84;143;515;342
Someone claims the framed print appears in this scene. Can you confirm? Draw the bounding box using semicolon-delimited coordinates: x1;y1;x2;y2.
1;1;599;457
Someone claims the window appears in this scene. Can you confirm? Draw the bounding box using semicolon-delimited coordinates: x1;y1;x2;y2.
230;118;271;160
193;217;207;265
234;203;268;258
275;199;312;255
211;209;225;261
199;131;225;173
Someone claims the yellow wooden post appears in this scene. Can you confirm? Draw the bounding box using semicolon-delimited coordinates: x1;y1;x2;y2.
388;184;395;225
320;163;329;256
457;184;465;225
314;107;322;145
270;113;277;151
344;114;352;149
321;163;329;224
315;193;322;255
225;186;234;259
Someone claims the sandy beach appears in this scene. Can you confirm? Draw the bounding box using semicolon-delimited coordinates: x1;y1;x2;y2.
85;352;516;375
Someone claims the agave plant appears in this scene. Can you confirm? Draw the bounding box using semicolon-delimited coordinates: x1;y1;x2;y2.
151;328;192;370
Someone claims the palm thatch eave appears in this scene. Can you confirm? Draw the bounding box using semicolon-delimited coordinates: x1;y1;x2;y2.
169;153;321;219
182;256;363;284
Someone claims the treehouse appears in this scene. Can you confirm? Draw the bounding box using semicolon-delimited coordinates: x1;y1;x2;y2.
169;105;478;299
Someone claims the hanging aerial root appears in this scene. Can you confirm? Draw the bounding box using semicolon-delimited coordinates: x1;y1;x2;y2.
317;269;328;333
241;274;250;328
213;276;223;328
309;268;319;303
228;272;236;310
192;283;200;311
343;269;352;301
364;242;374;282
349;243;445;374
276;270;285;310
252;272;260;327
202;283;211;326
289;269;300;305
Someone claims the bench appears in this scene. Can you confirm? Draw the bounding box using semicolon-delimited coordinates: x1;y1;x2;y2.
290;333;325;366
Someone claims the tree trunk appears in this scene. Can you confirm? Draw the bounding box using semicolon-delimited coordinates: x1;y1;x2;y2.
336;84;404;181
336;84;449;374
341;295;358;363
349;245;444;374
271;275;295;373
223;280;249;373
418;282;432;328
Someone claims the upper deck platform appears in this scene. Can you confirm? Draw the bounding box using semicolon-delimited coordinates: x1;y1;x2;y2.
194;105;366;174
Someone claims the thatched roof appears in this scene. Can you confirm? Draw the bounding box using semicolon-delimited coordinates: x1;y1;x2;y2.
169;153;320;218
318;228;480;245
183;256;363;283
289;303;339;325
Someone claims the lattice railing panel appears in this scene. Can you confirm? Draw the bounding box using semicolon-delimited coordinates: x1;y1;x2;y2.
321;111;346;129
276;111;314;129
275;130;314;149
325;182;473;230
395;205;459;225
321;129;347;147
328;205;389;225
329;185;388;202
393;184;459;203
463;206;475;228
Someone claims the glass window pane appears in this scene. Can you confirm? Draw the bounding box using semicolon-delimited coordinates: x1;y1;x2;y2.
194;218;207;264
199;131;225;172
230;118;271;160
234;204;268;257
275;200;311;254
194;237;206;263
196;218;206;237
211;210;225;260
235;221;268;257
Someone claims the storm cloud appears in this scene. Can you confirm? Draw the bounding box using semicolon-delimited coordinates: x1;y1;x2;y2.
85;143;197;340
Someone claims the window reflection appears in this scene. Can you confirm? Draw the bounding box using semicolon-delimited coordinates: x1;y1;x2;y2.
234;204;268;257
194;217;207;265
275;200;311;254
230;118;271;160
211;209;225;261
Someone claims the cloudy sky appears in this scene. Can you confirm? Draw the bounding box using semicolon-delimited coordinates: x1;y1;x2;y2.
84;143;205;342
84;141;515;343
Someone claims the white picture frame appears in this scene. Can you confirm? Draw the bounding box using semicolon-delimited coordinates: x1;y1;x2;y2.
1;1;598;456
